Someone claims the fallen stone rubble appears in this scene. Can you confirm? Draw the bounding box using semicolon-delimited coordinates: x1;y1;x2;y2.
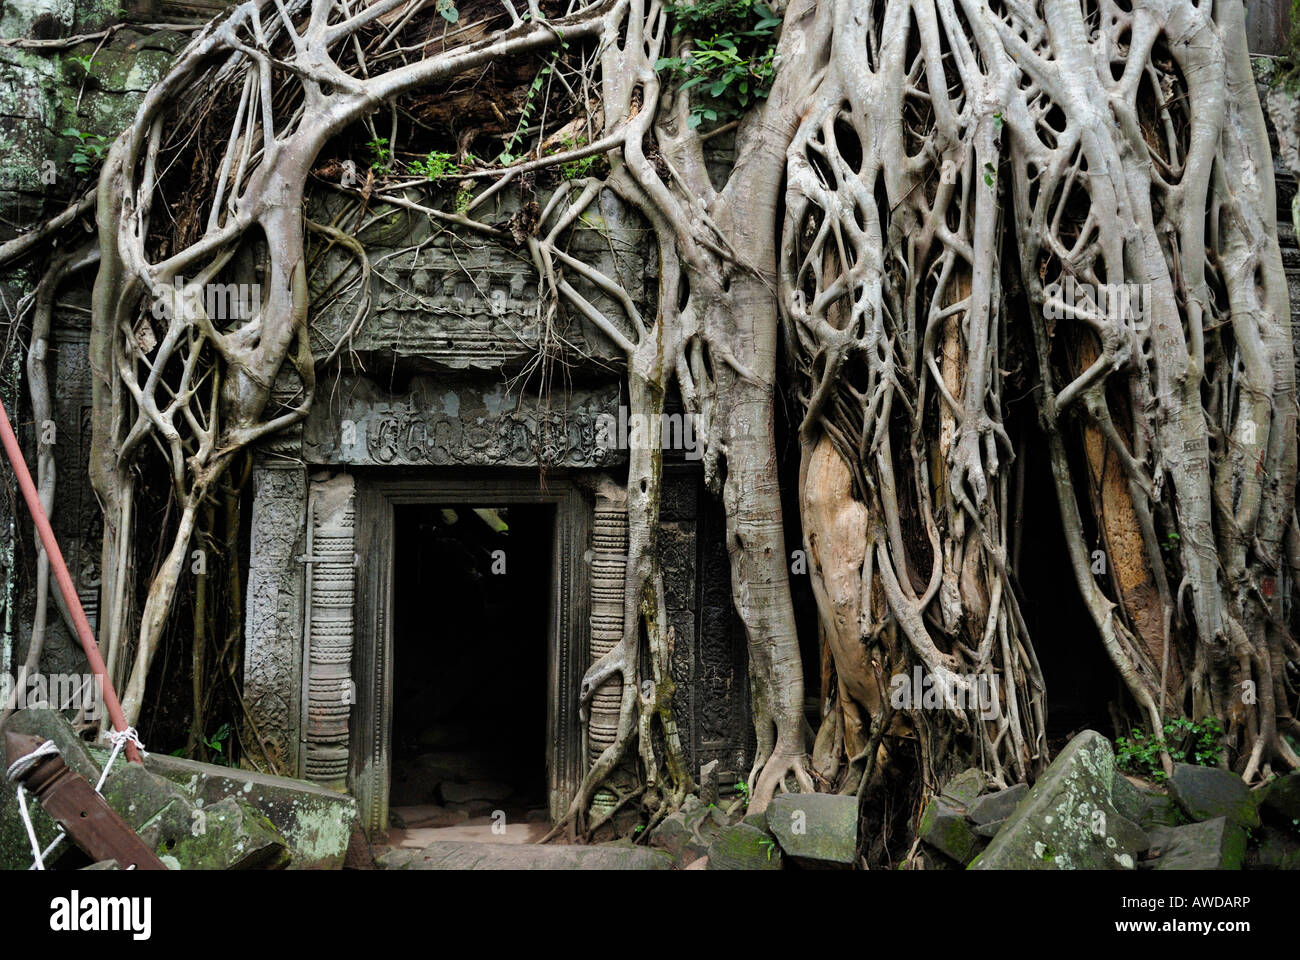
2;709;357;870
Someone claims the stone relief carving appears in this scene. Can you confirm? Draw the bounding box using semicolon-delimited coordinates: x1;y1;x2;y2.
304;375;624;468
307;190;649;372
243;464;307;773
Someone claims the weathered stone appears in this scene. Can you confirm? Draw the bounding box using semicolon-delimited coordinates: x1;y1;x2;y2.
968;783;1028;825
1145;817;1245;870
1109;773;1148;824
165;797;290;870
1139;791;1183;829
1260;771;1300;822
699;759;720;807
768;792;857;867
920;796;984;864
646;802;724;865
941;768;986;808
970;730;1147;870
1167;764;1259;829
910;847;959;870
4;708;101;783
99;761;196;852
1251;824;1300;870
973;818;1006;838
401;840;674;869
101;759;291;869
90;747;357;869
374;846;417;869
742;807;768;832
82;859;120;870
706;823;782;870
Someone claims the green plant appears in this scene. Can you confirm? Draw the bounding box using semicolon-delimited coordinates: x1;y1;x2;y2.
549;134;599;180
734;779;751;809
1162;530;1181;554
1116;716;1224;781
407;149;458;181
203;722;232;764
366;136;392;173
759;834;777;860
435;0;458;23
67;53;95;75
63;128;110;176
499;44;566;164
454;183;474;214
655;0;782;129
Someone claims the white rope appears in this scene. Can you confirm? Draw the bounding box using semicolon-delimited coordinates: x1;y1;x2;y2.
6;739;60;871
95;726;145;792
16;787;47;870
7;727;147;870
4;738;59;782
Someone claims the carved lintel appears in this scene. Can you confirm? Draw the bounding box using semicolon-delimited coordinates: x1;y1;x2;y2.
302;375;624;468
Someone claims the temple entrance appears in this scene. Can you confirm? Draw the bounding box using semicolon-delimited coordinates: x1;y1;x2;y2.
349;475;590;838
388;503;553;839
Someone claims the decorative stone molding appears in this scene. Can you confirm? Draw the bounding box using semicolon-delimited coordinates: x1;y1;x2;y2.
303;375;624;468
588;477;627;816
302;472;355;789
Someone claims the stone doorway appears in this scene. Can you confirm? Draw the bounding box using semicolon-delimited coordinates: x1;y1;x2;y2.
388;503;553;839
350;474;590;838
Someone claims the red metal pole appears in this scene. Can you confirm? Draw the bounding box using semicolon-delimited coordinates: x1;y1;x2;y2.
0;398;140;762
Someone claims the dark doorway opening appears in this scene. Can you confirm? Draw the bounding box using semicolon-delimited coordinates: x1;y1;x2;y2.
1015;427;1118;747
389;503;553;833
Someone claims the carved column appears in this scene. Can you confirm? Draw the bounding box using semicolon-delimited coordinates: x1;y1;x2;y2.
303;473;356;788
588;477;626;816
243;463;307;774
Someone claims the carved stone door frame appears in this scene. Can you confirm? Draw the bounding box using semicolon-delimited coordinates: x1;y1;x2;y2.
351;472;591;837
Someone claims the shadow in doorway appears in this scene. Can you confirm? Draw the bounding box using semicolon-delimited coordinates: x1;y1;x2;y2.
388;503;553;842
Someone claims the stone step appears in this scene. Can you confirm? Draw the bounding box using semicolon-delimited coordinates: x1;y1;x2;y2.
391;840;673;870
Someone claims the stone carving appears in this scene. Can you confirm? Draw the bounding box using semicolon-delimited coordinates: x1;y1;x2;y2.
588;478;627;817
303;473;356;789
243;464;307;773
307;194;647;371
304;375;624;468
